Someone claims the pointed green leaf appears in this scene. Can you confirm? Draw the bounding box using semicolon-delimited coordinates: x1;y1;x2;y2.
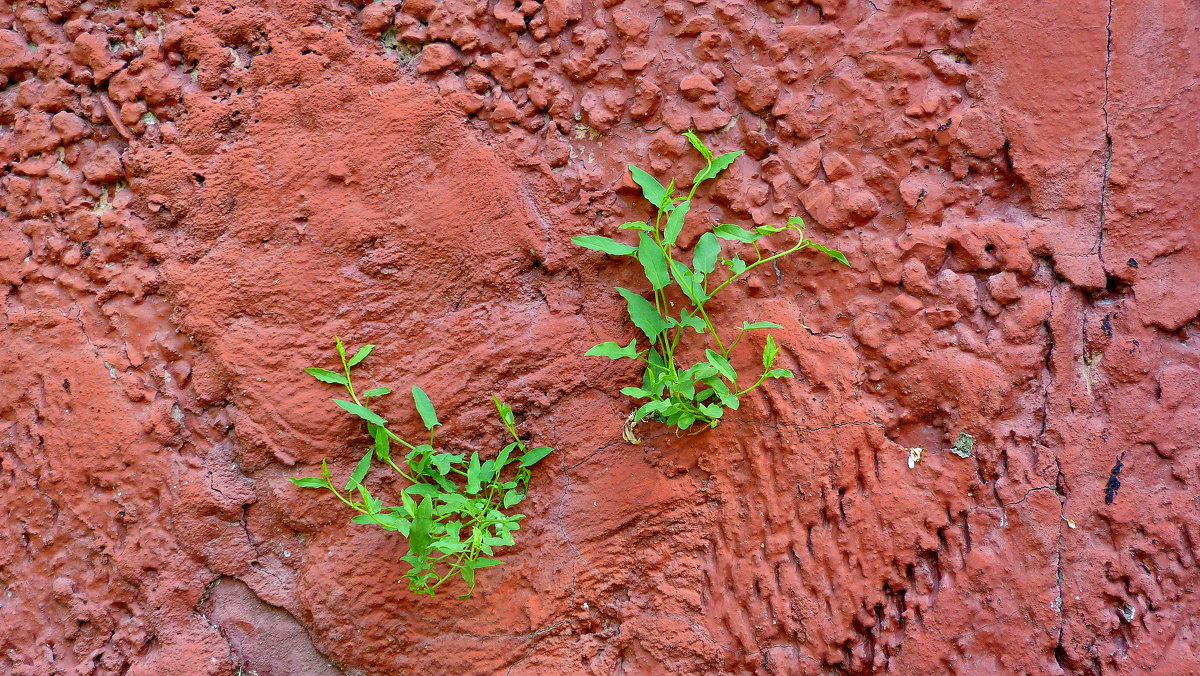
359;484;381;513
572;235;637;256
706;349;737;382
466;451;482;494
334;336;347;361
404;483;439;498
620;386;652;398
809;241;851;266
766;368;794;378
693;232;720;274
493;395;515;427
787;215;806;228
494;441;518;472
629;164;667;207
347;344;374;366
411;386;440;430
743;321;783;331
619;221;652;231
683;130;713;161
616;287;669;340
663;199;690;246
369;423;391;463
361;386;391;398
519;446;553;467
345;448;373;490
503;489;524;508
409;497;433;556
333;399;387;426
714;223;763;243
764;335;779;368
637;233;670;290
696;150;739;182
305;368;347;385
288;477;328;489
755;224;786;234
586;339;639;359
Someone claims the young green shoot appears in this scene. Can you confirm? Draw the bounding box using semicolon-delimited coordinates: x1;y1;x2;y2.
574;131;850;432
291;338;553;597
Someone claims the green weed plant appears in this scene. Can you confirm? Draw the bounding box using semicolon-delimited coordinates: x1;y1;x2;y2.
290;339;553;597
574;131;849;432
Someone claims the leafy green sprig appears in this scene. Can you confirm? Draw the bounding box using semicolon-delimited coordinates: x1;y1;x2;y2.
290;338;553;597
573;131;850;432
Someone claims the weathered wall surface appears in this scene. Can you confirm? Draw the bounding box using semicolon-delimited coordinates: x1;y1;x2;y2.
1;0;1197;674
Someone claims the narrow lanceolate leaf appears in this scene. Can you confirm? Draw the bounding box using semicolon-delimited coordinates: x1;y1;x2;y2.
620;221;652;231
466;451;482;494
572;235;637;256
698;150;743;182
409;497;433;556
369;423;391;462
494;441;518;472
637;233;670;290
714;223;762;243
693;232;720;274
629;164;667;207
334;336;347;361
305;368;347;385
411;386;440;430
333;399;387;426
345;448;373;490
766;368;795;379
518;446;553;467
683;130;713;161
743;321;783;331
809;241;851;266
616;287;670;340
585;339;639;359
706;349;737;382
289;477;328;489
361;386;391;398
493;395;515;427
347;344;374;366
763;335;779;368
663;199;690;247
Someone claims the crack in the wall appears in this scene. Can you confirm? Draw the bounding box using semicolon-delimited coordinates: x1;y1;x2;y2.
1097;0;1115;263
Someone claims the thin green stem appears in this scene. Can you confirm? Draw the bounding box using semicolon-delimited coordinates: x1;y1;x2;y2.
694;303;726;354
736;373;771;397
724;328;749;357
709;234;809;300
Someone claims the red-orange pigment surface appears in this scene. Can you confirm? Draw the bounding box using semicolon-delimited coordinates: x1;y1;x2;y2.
1;0;1198;674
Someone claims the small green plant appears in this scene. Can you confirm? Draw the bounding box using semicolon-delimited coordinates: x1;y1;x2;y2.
573;131;850;432
289;338;553;597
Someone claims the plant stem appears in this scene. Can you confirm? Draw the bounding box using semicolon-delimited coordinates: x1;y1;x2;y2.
708;231;809;300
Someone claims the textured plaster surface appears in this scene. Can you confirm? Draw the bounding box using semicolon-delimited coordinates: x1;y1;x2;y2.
0;0;1197;674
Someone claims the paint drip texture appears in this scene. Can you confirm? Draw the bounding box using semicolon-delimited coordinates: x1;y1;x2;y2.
1;0;1197;674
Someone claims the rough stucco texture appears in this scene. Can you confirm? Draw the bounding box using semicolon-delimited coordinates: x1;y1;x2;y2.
1;0;1198;674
